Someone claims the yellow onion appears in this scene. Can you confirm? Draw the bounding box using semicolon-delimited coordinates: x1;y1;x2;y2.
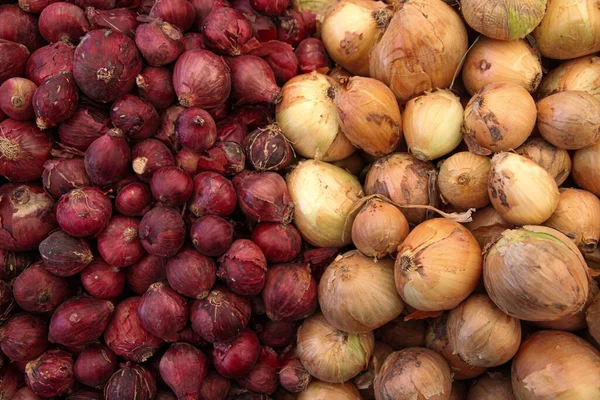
573;139;600;196
375;318;426;350
537;280;599;331
514;137;572;186
586;292;600;344
467;371;516;400
462;37;542;95
464;206;514;249
438;152;491;210
287;160;363;247
403;90;464;161
532;0;600;60
537;91;600;150
369;0;468;103
319;251;404;333
351;199;409;259
331;152;365;176
463;82;536;155
298;380;361;400
297;312;374;383
395;218;483;312
353;342;394;400
364;153;438;224
586;247;600;272
512;331;600;399
544;188;600;253
321;0;391;76
487;152;559;225
276;72;355;161
483;225;590;321
538;55;600;101
333;77;402;156
374;347;452;400
329;66;352;81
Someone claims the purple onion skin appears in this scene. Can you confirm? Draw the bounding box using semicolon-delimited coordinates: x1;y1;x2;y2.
150;0;196;31
74;343;118;388
295;38;330;73
213;328;260;378
110;94;159;141
183;32;206;50
233;171;294;223
203;6;252;56
245;124;293;171
0;39;30;85
0;4;45;52
25;42;75;86
139;206;186;257
116;182;152;217
252;223;302;263
84;128;132;187
262;263;317;322
199;372;230;400
227;55;281;105
279;358;311;393
236;346;279;395
86;7;140;38
218;239;267;296
197;141;245;176
25;349;76;398
80;259;127;300
0;313;48;362
160;343;209;399
0;364;19;399
58;102;110;151
250;0;287;16
258;319;295;347
0;280;15;323
0;77;37;121
135;20;184;67
56;187;112;238
13;262;69;314
189;172;237;217
104;364;156;400
277;9;305;47
38;3;89;44
67;388;104;400
175;107;217;153
190;215;234;257
216;118;247;143
97;215;145;267
127;254;167;295
137;282;189;342
132;138;176;182
42;158;90;198
166;248;216;299
136;66;176;110
151;166;194;206
33;71;79;130
38;230;94;277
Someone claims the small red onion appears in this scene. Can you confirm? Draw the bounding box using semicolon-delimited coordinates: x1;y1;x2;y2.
132;138;176;182
74;343;117;388
249;13;278;42
198;141;245;176
295;38;329;73
0;365;19;399
39;230;93;277
0;281;14;323
200;372;230;400
190;172;237;217
277;10;305;47
0;39;30;84
216;118;248;143
203;7;253;56
176;327;206;345
136;67;175;110
301;11;316;37
0;249;36;281
97;216;145;267
137;282;189;342
111;94;159;141
85;128;132;187
33;72;79;130
56;187;112;238
173;49;231;108
135;19;184;67
257;319;295;347
233;171;294;223
227;55;282;105
104;297;163;362
0;119;52;182
190;287;251;342
73;29;142;103
166;248;216;299
0;5;44;52
38;3;89;44
189;0;227;31
139;207;186;257
213;328;260;378
25;350;75;397
176;107;217;153
252;223;301;263
245;124;293;171
86;7;139;37
81;259;127;299
231;105;270;130
262;263;317;321
279;358;310;393
13;262;69;313
0;313;48;362
0;77;36;120
104;363;156;400
176;147;202;176
25;42;74;86
127;254;167;295
13;387;40;400
156;105;185;150
249;41;298;86
58;102;110;151
183;32;206;50
190;215;234;257
42;158;90;198
116;182;152;216
150;0;195;31
160;343;209;399
210;101;231;122
218;239;267;295
73;0;116;9
250;0;286;16
236;346;280;395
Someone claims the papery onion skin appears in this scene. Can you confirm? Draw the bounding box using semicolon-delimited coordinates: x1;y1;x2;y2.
233;171;294;223
352;199;408;258
97;215;145;267
166;248;216;299
135;20;184;67
81;260;127;300
0;77;37;121
58;102;110;152
262;262;317;322
248;41;298;86
190;172;237;218
537;279;599;331
87;7;140;38
56;187;112;238
85;128;132;187
537;55;600;101
464;206;514;249
296;38;330;73
73;343;118;388
13;262;69;314
104;364;156;400
236;346;280;395
514;137;571;186
203;7;253;56
213;328;260;378
467;371;516;400
139;206;186;257
227;55;282;105
132;138;176;182
0;40;30;84
572;139;600;196
25;42;75;86
251;223;302;263
0;4;44;51
218;239;267;296
25;349;75;398
353;341;394;399
438;152;491;210
42;158;90;199
136;67;175;110
280;358;311;393
245;124;293;172
137;282;189;342
38;2;89;44
0;280;15;324
199;372;230;400
197;141;245;176
111;94;159;141
116;182;152;217
159;343;208;400
150;0;196;31
0;313;49;362
127;254;167;295
190;215;234;257
297;380;361;400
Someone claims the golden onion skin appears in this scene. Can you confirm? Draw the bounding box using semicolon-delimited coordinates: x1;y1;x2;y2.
514;137;572;186
537;280;599;331
537;55;600;101
438;152;491;210
467;371;516;400
586;292;600;344
298;380;362;400
572;136;600;197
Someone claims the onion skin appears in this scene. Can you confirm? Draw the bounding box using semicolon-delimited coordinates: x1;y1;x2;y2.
25;42;75;86
25;350;75;398
573;139;600;196
87;7;140;37
197;141;246;176
104;364;156;400
97;216;145;267
218;239;267;296
59;102;110;151
280;358;311;393
0;280;14;324
354;342;394;399
150;166;193;206
233;171;294;223
166;248;216;299
0;77;37;121
0;313;48;362
139;206;186;257
73;344;118;388
39;230;93;277
13;387;41;400
127;254;167;295
132;138;176;182
245;124;292;172
175;107;217;153
236;346;280;395
227;55;282;105
464;206;514;249
56;187;112;238
199;372;230;400
42;158;90;199
538;55;600;101
438;152;491;210
190;172;237;217
296;38;329;73
81;260;127;300
263;262;317;322
251;223;302;263
160;343;208;399
257;319;296;348
111;94;159;141
136;67;175;110
514;137;572;186
85;128;132;187
298;380;361;400
587;292;600;343
0;5;44;52
537;279;599;331
213;328;260;378
137;282;189;342
203;7;253;56
249;41;299;86
38;2;89;44
0;40;30;85
0;249;36;281
13;262;69;313
116;182;152;217
467;371;516;400
150;0;196;31
135;20;184;67
277;9;306;47
190;215;234;257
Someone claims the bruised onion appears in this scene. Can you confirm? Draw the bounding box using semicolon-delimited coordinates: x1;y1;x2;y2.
160;343;208;399
111;94;159;141
139;206;186;257
190;215;234;257
166;249;216;299
136;67;175;110
104;364;156;400
249;41;299;86
97;216;145;267
218;239;267;295
135;19;184;67
190;172;237;217
25;350;75;398
573;139;600;196
38;2;89;44
132;138;176;182
252;223;302;263
151;166;193;206
42;158;90;198
245;124;292;172
25;42;74;86
203;7;252;56
438;152;491;210
514;137;572;186
0;39;30;84
56;187;112;238
227;56;282;105
81;259;127;299
298;381;361;400
197;141;245;176
116;182;152;217
0;77;36;120
13;262;69;313
150;0;196;31
464;206;513;249
296;38;329;73
200;372;231;400
74;344;117;388
176;107;217;153
233;171;294;223
213;328;260;378
137;282;188;342
127;254;167;295
263;262;317;321
85;129;132;187
0;313;48;362
236;346;280;395
39;230;93;277
49;296;114;347
86;7;139;37
538;55;600;101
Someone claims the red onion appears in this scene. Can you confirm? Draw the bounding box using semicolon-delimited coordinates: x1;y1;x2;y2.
0;313;48;362
85;128;132;186
127;254;167;295
227;55;282;105
135;19;184;67
176;107;217;153
132;138;176;182
0;365;19;399
116;0;140;8
198;141;246;176
190;172;237;217
301;11;316;37
262;263;317;321
97;216;145;267
218;239;267;295
200;372;230;400
25;350;75;397
0;109;5;122
139;207;186;257
190;287;251;342
257;319;295;347
295;38;329;73
232;105;270;130
237;346;280;395
245;124;292;171
279;358;310;393
250;0;286;15
13;387;40;400
104;363;156;400
116;182;152;216
173;49;231;108
33;72;79;129
203;7;253;56
81;259;127;299
210;101;231;122
166;248;216;299
189;0;227;31
74;343;117;388
150;0;195;31
0;119;52;182
190;215;234;257
0;249;35;281
213;328;260;378
111;94;159;141
13;262;69;313
0;281;14;324
277;10;304;47
104;297;163;362
86;7;139;37
0;184;57;251
230;0;253;13
137;0;154;14
252;223;301;263
58;102;110;151
39;230;93;277
42;158;90;198
303;247;339;281
38;3;89;43
0;77;36;120
48;296;114;347
136;67;175;110
137;282;189;342
216;118;248;143
233;171;293;223
73;29;142;103
183;32;206;50
0;5;44;52
249;41;298;86
56;187;111;239
156;105;185;150
25;42;74;86
176;148;202;176
155;391;177;400
231;0;277;42
160;343;209;399
0;39;30;84
73;0;116;9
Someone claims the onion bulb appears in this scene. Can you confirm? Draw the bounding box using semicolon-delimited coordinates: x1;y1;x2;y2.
395;218;483;311
514;137;571;186
353;342;394;399
586;292;600;343
512;331;600;399
462;37;542;95
573;139;600;196
276;72;355;161
484;225;589;321
318;250;404;333
403;90;464;161
464;206;513;249
321;0;391;76
297;313;374;383
488;152;559;225
467;371;516;400
537;280;599;331
369;0;468;103
538;55;600;101
463;82;536;155
298;380;361;400
287;160;363;247
438;152;491;210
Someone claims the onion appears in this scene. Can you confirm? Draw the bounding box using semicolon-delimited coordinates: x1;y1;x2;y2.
111;94;159;141
198;141;245;176
42;158;90;198
0;5;44;52
464;206;513;249
296;38;329;73
0;40;30;84
573;139;600;196
353;342;394;399
375;318;426;350
228;56;282;106
277;9;305;46
252;223;302;263
85;129;132;187
536;279;599;331
236;346;280;395
280;358;311;393
175;147;201;176
81;260;127;300
116;182;152;217
0;365;20;399
0;119;52;182
218;239;267;295
97;216;145;267
257;319;296;347
200;372;230;400
587;292;600;343
150;166;193;206
183;32;206;50
403;90;463;160
514;137;572;186
13;387;41;400
139;206;186;257
13;262;69;313
127;254;167;295
298;381;361;400
0;280;14;324
233;171;294;223
132;138;176;181
135;19;184;67
175;107;217;153
87;7;139;37
56;187;112;238
58;102;110;151
0;313;48;362
136;67;175;110
160;343;208;399
213;328;260;378
190;215;233;257
216;118;247;143
166;248;216;299
467;371;516;400
538;55;600;101
104;363;156;400
249;41;299;86
190;172;237;217
297;313;374;383
0;249;35;282
25;42;74;87
203;7;252;56
245;12;278;43
38;2;89;43
245;124;292;172
74;343;117;388
262;262;317;321
0;77;36;120
39;230;93;277
137;282;189;342
438;152;491;210
150;0;196;31
25;350;75;398
484;225;589;321
250;0;286;15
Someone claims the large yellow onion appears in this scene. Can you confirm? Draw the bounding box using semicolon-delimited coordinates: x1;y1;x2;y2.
403;90;464;161
464;206;514;249
297;313;374;383
532;0;600;59
514;137;572;186
354;342;395;400
512;331;600;399
287;160;363;247
467;371;516;400
536;91;600;150
484;225;590;321
395;218;483;311
319;251;404;333
374;348;452;400
463;82;536;155
369;0;468;103
537;55;600;100
462;37;542;95
276;72;355;161
572;135;600;196
375;318;426;350
333;77;402;156
321;0;391;76
438;152;491;210
537;280;599;331
487;152;559;225
298;380;362;400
